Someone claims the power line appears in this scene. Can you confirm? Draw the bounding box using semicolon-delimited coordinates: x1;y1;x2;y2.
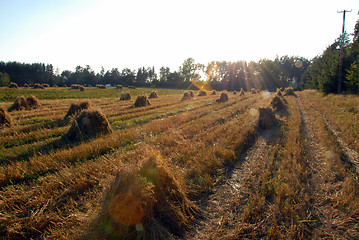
337;9;352;94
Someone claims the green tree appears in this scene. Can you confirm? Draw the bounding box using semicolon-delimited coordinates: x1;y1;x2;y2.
0;72;10;86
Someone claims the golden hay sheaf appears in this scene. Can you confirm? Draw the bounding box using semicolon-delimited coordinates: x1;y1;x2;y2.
181;92;192;101
26;95;41;109
239;89;245;96
284;87;297;97
198;90;207;96
149;91;159;99
62;109;112;142
7;95;40;112
189;90;195;98
258;107;277;129
216;92;229;103
134;96;151;107
63;101;91;120
116;84;123;89
211;90;216;95
22;83;30;88
251;88;256;94
9;82;18;88
270;96;286;112
0;107;12;128
33;83;45;89
120;92;131;100
86;155;199;239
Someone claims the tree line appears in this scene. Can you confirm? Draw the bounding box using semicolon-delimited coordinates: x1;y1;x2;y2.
301;18;359;94
0;56;310;92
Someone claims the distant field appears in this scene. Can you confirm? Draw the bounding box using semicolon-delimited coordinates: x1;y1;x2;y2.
0;86;183;102
0;88;359;239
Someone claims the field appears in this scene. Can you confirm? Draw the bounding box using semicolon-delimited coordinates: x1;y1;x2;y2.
0;87;359;239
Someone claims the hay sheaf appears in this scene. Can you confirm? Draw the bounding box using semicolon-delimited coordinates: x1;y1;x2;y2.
42;83;50;88
116;85;123;89
9;82;18;88
211;90;216;95
149;91;159;99
181;92;192;101
198;90;207;96
120;92;131;100
0;107;12;128
239;89;245;96
33;83;45;89
270;96;286;111
86;155;199;239
63;101;91;120
258;107;277;129
8;95;40;112
62;109;112;142
189;91;195;98
97;85;106;89
26;95;41;109
134;96;151;107
216;92;229;103
22;83;30;88
251;88;256;94
71;84;82;89
284;87;297;97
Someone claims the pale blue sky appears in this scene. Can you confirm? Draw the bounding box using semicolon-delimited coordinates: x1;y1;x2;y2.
1;0;358;73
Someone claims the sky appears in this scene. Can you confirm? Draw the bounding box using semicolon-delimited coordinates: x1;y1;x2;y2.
1;0;358;73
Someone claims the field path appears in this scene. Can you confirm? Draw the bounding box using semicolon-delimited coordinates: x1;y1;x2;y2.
187;127;280;239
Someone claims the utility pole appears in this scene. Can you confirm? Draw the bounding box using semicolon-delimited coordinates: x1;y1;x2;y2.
337;9;352;94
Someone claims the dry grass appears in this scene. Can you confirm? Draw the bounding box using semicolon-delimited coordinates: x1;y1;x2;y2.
1;90;358;239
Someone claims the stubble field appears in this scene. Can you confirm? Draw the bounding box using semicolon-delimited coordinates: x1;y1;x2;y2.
0;87;358;239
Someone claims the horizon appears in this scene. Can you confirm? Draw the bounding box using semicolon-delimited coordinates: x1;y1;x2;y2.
1;0;358;74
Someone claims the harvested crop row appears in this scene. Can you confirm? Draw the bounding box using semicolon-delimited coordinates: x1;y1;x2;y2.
0;94;259;239
300;90;359;152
